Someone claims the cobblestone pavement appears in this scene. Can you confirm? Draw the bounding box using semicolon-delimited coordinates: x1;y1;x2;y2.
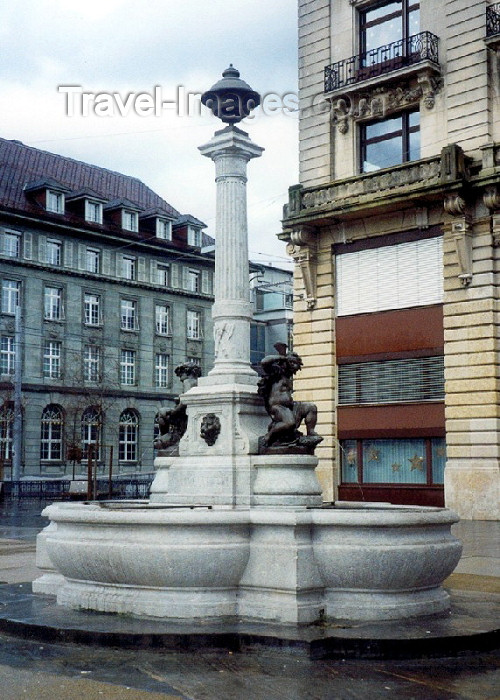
0;499;498;699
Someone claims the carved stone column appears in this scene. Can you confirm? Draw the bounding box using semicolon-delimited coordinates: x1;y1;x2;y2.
199;126;264;385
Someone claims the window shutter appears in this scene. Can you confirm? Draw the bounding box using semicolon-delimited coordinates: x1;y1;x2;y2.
150;260;158;284
201;270;211;295
78;244;86;271
336;237;443;316
138;257;146;282
64;241;73;268
171;263;179;288
102;249;111;276
23;233;33;260
182;266;189;290
38;235;47;264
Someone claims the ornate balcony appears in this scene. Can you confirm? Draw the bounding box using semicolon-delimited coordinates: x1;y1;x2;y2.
324;31;440;93
486;4;500;40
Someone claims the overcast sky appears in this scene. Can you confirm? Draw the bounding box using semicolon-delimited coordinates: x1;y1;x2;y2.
0;0;298;269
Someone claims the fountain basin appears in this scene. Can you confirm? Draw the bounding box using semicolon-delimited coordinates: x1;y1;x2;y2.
35;501;462;624
40;502;250;619
311;505;462;620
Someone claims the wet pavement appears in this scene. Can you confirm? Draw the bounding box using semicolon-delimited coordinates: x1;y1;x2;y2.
0;498;498;699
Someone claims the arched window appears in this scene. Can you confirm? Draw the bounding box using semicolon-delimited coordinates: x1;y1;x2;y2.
119;409;139;463
81;406;102;461
0;402;14;462
41;405;63;461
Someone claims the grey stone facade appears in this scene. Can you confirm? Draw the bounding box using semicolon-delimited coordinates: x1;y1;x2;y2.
0;138;214;479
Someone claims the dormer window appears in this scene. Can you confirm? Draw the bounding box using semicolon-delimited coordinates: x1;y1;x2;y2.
85;200;103;224
46;190;64;214
156;218;172;240
188;226;202;247
122;209;138;232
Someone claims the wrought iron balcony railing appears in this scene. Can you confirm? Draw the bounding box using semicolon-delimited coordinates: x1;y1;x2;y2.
324;31;439;93
486;3;500;37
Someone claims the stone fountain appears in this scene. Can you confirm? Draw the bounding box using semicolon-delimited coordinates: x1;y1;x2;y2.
33;67;462;625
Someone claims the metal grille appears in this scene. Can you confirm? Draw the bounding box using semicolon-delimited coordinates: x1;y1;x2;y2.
487;4;500;37
338;356;444;405
325;31;439;92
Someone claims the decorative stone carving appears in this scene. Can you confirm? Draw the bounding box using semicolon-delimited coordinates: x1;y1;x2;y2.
257;343;322;455
333;98;349;133
297;158;441;214
200;413;221;446
492;214;500;247
451;217;473;287
443;192;466;216
286;225;317;309
483;186;500;211
154;361;202;454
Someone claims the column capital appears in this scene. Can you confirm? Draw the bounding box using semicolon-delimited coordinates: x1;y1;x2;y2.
199;125;264;162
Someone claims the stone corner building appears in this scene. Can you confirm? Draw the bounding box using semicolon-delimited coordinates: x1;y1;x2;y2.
0;138;214;479
281;0;500;519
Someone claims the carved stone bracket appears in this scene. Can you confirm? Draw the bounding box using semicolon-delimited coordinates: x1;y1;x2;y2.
483;186;500;246
451;217;473;287
444;188;473;286
286;226;317;309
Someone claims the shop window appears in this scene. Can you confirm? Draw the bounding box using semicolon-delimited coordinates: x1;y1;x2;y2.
341;436;445;485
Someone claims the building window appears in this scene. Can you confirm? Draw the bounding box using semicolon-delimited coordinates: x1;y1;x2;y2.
335;236;442;316
155;353;169;388
0;403;14;462
43;341;62;379
85;200;103;224
341;437;445;486
122;210;138;232
120;349;136;385
155;304;170;335
86;248;100;273
122;255;136;280
187;310;201;340
46;239;62;266
84;293;101;326
250;322;266;366
118;409;139;462
44;286;63;320
40;405;63;461
338;356;444;405
46;190;64;214
156;218;172;240
187;269;200;293
360;1;420;57
187;226;202;247
120;299;137;330
81;407;102;460
0;336;15;375
1;280;20;314
83;345;101;382
3;231;20;258
157;264;170;286
361;110;420;172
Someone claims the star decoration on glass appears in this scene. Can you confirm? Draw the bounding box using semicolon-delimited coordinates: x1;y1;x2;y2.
367;448;380;462
391;463;402;472
347;449;357;468
436;447;446;457
409;454;424;471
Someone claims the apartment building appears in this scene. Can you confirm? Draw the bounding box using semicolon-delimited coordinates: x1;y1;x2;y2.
0;138;214;479
281;0;500;519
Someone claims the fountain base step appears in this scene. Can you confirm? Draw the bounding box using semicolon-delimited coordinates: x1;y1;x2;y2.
1;582;498;660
